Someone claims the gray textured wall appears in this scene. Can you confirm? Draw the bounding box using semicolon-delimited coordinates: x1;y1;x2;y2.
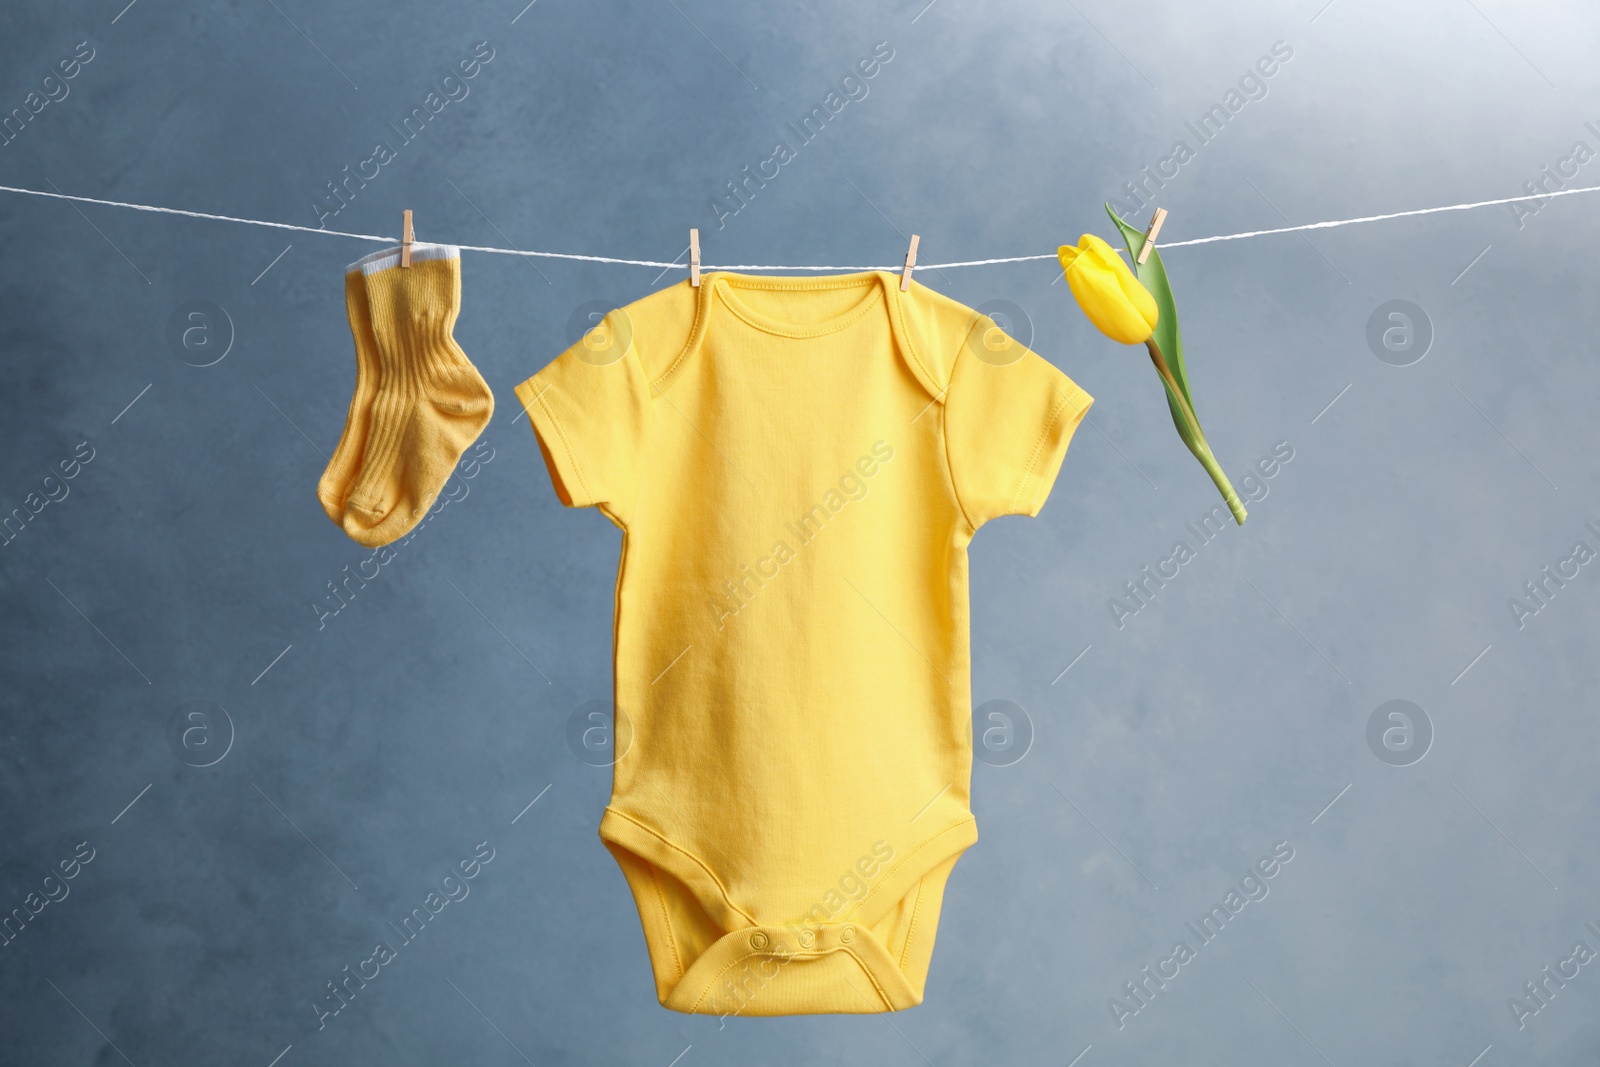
3;0;1599;1063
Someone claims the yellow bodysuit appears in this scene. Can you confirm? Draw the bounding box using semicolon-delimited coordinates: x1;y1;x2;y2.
514;269;1092;1015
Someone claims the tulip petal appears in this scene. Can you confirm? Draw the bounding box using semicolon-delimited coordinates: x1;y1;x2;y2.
1116;262;1160;332
1063;249;1156;345
1080;237;1159;333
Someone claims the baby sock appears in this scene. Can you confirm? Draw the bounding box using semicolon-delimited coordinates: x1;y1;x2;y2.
316;269;382;524
336;242;493;548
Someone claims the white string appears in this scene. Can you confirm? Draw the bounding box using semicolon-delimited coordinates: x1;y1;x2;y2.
1156;184;1600;249
2;180;1596;271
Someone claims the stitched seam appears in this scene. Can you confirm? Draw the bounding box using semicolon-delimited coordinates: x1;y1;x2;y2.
685;944;894;1013
529;384;597;505
848;817;975;916
715;275;884;338
842;947;896;1010
904;294;973;532
898;879;926;970
650;279;713;396
686;949;760;1013
939;392;977;534
891;278;945;402
646;859;685;982
1007;386;1075;514
721;273;883;292
605;808;759;926
686;946;789;1014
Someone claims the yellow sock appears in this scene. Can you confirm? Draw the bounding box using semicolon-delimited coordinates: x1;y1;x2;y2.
317;269;382;524
338;243;493;548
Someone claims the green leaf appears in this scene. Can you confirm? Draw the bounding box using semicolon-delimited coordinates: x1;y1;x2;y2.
1103;203;1247;524
1105;203;1202;459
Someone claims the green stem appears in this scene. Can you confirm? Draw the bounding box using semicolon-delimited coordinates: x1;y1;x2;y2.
1145;338;1247;525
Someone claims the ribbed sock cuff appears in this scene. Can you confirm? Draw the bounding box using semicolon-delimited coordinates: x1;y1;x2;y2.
345;242;460;276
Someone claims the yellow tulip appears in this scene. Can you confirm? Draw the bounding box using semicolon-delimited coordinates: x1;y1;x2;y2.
1057;233;1159;345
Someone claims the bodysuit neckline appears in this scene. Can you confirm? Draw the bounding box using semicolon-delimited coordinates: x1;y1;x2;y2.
706;270;890;339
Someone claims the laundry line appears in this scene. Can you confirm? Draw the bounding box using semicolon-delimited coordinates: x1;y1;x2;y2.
1;181;1597;272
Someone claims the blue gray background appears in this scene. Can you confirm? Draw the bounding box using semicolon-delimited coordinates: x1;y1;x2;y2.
2;0;1598;1063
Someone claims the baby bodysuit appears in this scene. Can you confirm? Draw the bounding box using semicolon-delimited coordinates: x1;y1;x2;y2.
514;269;1093;1015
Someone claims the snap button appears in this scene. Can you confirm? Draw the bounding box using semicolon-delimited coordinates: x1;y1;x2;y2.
749;931;769;950
840;925;856;943
798;928;816;948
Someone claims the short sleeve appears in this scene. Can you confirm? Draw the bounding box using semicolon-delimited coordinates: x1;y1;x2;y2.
943;327;1094;530
513;308;652;526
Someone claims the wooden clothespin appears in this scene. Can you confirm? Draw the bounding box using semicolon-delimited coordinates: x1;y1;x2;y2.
900;234;920;291
401;209;414;268
689;228;701;287
1136;207;1167;265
